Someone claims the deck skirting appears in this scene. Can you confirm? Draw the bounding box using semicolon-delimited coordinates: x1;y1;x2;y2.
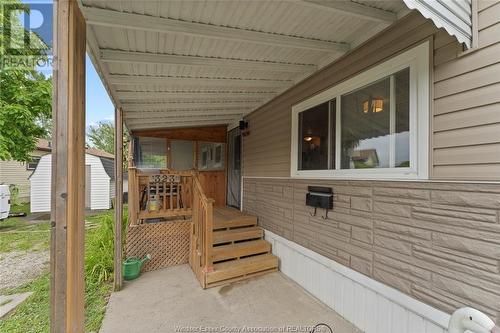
265;229;451;333
126;220;190;271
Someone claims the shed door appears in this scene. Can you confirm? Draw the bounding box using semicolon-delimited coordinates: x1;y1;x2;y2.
85;165;91;209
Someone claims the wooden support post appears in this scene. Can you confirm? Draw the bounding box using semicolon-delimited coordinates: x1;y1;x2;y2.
114;107;124;291
128;167;138;225
50;0;86;332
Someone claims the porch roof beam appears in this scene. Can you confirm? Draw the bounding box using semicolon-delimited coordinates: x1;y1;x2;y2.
116;91;278;101
299;0;397;24
124;109;246;119
100;50;317;74
109;74;292;89
126;114;241;122
82;6;350;53
122;102;257;112
128;116;241;126
129;118;242;130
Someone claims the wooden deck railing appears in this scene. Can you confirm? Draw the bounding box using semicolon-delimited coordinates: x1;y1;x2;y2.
128;167;214;287
128;168;193;225
189;174;214;288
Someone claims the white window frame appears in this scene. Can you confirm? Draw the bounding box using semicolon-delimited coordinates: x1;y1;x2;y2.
291;41;429;180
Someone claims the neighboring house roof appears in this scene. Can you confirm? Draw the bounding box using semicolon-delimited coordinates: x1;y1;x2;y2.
36;138;52;151
36;138;115;160
85;147;115;159
98;157;128;181
99;157;115;181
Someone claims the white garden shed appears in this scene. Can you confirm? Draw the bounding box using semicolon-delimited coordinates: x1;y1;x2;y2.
30;150;115;213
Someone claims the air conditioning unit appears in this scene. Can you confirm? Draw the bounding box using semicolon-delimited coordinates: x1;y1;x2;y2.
0;185;11;220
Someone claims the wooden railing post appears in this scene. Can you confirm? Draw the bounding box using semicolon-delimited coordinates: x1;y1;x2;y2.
204;199;214;271
189;174;216;287
128;167;138;225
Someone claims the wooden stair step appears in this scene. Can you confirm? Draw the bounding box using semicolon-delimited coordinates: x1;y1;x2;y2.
213;207;257;230
212;239;271;262
213;226;263;245
206;254;278;286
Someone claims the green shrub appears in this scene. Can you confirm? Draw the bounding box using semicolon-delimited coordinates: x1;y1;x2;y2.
85;207;128;284
85;213;114;284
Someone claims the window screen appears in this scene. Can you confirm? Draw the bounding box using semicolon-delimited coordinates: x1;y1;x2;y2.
170;140;194;170
135;137;167;169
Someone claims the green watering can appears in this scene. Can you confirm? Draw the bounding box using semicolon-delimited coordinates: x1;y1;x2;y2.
123;254;151;281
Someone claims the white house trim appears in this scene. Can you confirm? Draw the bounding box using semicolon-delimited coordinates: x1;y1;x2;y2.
100;50;317;74
109;75;292;89
130;118;243;130
265;229;451;333
116;92;277;102
299;0;397;24
402;0;472;48
82;6;350;53
122;102;259;113
291;41;430;180
124;110;247;119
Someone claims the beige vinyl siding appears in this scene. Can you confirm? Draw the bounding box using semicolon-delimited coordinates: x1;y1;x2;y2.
0;149;49;202
244;11;439;177
432;1;500;179
244;5;500;181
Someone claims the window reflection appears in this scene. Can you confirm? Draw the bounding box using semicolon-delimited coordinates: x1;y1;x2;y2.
298;102;329;170
340;68;410;169
341;77;391;169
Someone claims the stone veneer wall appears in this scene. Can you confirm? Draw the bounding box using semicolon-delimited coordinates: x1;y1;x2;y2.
243;178;500;321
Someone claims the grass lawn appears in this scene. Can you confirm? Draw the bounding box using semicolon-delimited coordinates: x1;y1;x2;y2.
0;203;50;252
0;206;126;332
0;218;50;253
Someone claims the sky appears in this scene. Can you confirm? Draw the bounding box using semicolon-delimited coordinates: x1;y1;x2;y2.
85;55;115;127
20;0;115;129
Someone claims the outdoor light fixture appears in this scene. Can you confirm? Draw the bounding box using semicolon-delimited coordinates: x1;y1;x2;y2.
363;98;384;113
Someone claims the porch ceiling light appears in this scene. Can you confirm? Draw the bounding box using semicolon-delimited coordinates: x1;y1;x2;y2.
363;98;383;113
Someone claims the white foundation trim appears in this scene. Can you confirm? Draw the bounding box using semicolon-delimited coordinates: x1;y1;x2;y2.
264;229;451;333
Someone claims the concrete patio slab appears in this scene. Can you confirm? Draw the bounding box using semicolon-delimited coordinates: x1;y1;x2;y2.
100;265;360;333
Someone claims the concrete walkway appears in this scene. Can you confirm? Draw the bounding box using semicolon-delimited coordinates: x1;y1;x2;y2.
100;265;360;333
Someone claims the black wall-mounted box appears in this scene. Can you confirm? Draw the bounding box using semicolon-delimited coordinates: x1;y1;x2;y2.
306;186;333;210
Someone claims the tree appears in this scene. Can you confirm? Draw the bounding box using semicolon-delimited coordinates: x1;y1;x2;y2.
87;121;129;168
87;121;115;154
0;0;52;161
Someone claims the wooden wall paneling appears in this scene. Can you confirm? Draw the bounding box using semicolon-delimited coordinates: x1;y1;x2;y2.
198;171;226;206
166;139;172;169
132;125;227;143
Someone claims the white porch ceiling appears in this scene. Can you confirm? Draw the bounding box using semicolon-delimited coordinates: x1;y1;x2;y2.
80;0;411;131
